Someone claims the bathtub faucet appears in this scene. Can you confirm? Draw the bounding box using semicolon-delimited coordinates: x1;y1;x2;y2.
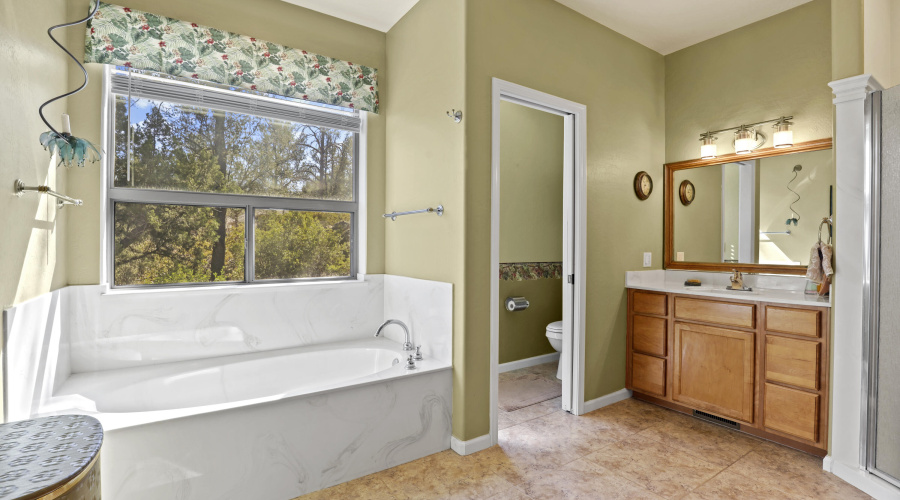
375;319;414;351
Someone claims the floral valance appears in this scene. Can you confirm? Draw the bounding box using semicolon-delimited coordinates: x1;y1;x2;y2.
84;2;379;113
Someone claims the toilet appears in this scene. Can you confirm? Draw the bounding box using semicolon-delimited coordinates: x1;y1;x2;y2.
545;321;563;380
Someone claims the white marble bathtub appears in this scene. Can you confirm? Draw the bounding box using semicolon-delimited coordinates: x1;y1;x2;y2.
4;275;454;500
45;338;451;499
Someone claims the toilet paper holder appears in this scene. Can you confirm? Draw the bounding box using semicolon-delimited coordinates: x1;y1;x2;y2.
505;296;529;312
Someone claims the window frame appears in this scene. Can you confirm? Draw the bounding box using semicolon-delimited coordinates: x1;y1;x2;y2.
102;67;365;289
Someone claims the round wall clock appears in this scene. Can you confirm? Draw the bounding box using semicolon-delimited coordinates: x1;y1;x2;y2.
679;180;695;206
633;171;653;200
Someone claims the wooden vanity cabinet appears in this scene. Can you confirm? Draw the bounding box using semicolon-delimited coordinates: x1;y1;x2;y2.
626;289;830;456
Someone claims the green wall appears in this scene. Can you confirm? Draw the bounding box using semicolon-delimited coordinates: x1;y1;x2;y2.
385;0;469;436
463;0;666;440
0;0;71;309
63;0;388;287
499;279;560;364
499;101;564;263
665;0;833;163
672;166;723;263
498;100;564;364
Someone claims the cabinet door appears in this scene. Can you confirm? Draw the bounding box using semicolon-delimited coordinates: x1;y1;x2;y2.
632;353;666;397
764;383;819;442
673;322;755;423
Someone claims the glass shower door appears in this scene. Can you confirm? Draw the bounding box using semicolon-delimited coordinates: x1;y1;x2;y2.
864;85;900;488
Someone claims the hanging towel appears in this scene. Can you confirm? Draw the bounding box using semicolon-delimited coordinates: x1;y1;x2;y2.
806;242;834;284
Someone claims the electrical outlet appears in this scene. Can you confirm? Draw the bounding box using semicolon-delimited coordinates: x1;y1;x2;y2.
676;252;685;262
643;252;652;267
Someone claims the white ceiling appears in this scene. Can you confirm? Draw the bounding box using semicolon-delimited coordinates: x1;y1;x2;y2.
281;0;813;55
554;0;814;54
281;0;420;32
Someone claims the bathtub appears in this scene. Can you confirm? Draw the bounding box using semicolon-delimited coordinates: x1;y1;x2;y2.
36;337;452;500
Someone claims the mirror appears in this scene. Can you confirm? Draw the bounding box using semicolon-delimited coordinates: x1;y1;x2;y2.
665;139;833;275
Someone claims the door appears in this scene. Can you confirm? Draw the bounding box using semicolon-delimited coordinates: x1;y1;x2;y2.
673;322;755;423
864;86;900;487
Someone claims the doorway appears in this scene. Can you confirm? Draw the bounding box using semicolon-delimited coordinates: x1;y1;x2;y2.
489;78;587;447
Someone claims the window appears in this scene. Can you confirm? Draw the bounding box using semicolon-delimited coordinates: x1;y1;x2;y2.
107;70;361;287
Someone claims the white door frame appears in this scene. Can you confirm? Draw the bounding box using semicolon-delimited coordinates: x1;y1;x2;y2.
489;78;588;447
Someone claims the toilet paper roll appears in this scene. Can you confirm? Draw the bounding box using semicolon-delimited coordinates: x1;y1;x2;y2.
505;296;529;312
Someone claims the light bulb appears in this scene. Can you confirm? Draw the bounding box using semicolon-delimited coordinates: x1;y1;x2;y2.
735;128;755;154
699;134;717;159
773;120;793;148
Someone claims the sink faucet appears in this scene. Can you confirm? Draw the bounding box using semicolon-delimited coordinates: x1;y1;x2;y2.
375;319;414;351
729;269;745;290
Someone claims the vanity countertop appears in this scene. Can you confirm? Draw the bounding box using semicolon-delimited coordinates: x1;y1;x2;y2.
626;270;832;308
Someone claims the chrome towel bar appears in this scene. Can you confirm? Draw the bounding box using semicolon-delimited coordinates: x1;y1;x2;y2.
383;204;443;221
14;179;83;208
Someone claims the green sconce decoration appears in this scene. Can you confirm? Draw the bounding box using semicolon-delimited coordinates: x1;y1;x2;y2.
38;1;102;168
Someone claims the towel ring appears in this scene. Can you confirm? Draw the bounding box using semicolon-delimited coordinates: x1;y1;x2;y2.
818;216;833;244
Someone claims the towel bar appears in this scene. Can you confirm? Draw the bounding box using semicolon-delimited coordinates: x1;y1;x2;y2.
383;205;443;221
14;179;83;208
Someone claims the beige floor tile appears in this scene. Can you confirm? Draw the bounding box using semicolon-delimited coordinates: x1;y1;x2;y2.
495;410;627;479
688;468;806;500
485;488;534;500
447;473;528;500
500;397;563;428
638;412;762;467
578;400;668;436
582;433;723;499
727;441;872;499
297;473;401;499
519;458;663;499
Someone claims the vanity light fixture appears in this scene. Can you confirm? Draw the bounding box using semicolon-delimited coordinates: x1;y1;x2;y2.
697;115;793;158
699;133;717;159
773;118;794;148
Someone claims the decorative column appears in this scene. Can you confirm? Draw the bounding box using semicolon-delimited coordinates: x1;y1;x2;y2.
827;74;900;500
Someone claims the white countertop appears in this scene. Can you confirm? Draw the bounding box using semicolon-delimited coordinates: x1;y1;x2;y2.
626;270;832;308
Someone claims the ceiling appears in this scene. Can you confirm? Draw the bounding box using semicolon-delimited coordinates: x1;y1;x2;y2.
553;0;813;54
280;0;420;33
281;0;813;55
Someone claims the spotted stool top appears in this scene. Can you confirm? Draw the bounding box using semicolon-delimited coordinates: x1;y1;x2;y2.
0;415;103;499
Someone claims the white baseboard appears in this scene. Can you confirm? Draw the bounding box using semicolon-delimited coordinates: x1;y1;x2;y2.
450;434;492;456
498;352;560;373
831;459;900;500
581;388;633;414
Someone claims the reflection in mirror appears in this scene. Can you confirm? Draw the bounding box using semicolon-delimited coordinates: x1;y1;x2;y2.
672;148;833;266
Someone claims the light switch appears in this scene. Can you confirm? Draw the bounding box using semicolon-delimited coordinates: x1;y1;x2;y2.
676;252;685;262
643;252;652;267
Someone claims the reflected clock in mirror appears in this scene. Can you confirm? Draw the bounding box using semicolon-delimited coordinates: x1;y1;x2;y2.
679;180;695;206
664;139;833;274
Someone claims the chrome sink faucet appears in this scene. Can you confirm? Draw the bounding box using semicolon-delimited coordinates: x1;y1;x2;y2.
375;319;414;351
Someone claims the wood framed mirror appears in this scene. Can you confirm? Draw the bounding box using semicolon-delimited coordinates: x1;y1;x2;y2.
664;138;833;275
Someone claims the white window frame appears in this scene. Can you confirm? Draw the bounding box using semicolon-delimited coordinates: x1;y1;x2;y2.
100;66;367;289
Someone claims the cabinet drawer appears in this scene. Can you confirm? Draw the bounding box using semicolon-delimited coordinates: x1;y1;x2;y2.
675;297;756;329
673;322;755;423
633;315;667;357
633;291;667;316
765;306;820;338
764;383;819;442
632;353;666;397
766;336;820;390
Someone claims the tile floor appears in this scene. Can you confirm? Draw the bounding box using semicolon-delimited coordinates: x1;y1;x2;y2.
299;363;871;499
